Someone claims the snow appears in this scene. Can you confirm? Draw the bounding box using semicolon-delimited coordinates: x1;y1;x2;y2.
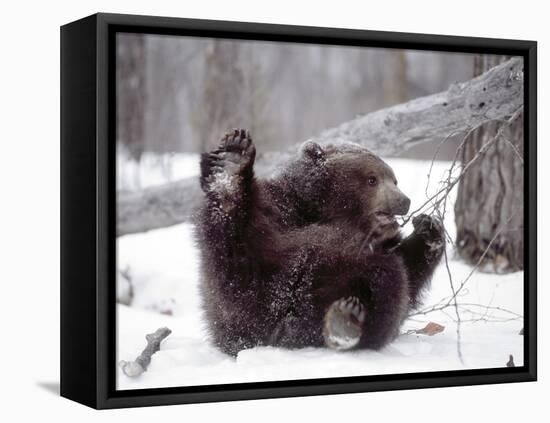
210;170;238;194
116;154;524;390
116;148;200;191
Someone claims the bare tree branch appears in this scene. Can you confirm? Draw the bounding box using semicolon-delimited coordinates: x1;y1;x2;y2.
407;210;522;323
117;57;523;236
399;106;524;226
400;103;524;364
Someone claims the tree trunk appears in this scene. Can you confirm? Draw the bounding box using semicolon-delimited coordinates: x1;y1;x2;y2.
117;34;146;162
198;40;245;151
454;55;524;273
382;50;408;105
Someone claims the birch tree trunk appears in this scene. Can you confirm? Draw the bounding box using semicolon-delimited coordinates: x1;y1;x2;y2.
454;55;524;273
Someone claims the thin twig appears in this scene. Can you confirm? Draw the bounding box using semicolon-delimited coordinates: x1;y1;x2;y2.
501;136;524;165
402;108;524;364
400;107;524;226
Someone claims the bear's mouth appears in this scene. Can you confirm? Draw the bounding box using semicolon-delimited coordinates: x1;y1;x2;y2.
374;211;397;226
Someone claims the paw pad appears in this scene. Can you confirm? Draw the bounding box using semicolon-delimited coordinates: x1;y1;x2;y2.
200;129;256;192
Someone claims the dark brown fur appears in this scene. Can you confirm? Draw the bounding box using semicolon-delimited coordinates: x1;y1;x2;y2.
196;129;444;355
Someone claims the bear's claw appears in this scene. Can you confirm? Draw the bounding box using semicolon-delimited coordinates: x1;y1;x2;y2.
412;214;445;258
412;214;444;240
200;129;256;192
323;296;366;351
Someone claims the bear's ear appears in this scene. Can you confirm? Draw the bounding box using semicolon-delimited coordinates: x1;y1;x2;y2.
301;141;325;164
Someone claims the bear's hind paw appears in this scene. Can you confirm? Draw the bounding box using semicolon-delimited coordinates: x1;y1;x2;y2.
323;296;366;351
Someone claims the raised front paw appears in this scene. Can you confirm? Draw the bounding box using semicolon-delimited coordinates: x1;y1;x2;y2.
323;296;366;351
215;128;256;175
200;129;256;192
412;214;445;256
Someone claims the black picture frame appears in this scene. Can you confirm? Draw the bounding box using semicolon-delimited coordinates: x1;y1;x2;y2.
60;12;537;409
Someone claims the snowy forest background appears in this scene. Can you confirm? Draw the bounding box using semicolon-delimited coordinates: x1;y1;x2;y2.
115;33;525;389
116;33;476;175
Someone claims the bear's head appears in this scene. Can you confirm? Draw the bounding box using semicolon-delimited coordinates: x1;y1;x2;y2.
283;141;410;241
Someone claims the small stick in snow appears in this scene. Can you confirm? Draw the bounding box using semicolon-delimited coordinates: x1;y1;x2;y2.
119;327;172;377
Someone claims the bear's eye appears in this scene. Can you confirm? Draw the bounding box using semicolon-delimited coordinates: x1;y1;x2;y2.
367;176;378;186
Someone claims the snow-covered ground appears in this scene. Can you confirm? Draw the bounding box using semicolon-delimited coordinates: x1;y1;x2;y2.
116;154;524;390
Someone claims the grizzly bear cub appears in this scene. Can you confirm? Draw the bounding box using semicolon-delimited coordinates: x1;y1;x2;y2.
196;129;444;356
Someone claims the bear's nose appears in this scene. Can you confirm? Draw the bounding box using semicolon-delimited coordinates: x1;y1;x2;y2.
394;195;411;215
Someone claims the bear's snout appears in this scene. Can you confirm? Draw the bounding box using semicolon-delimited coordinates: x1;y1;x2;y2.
384;184;410;216
392;194;410;216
